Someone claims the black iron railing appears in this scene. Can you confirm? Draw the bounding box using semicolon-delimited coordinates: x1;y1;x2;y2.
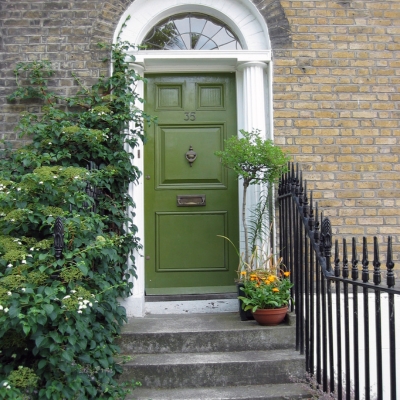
278;163;399;400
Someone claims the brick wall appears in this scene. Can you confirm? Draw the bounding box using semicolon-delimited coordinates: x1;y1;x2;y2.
0;0;399;259
273;0;400;258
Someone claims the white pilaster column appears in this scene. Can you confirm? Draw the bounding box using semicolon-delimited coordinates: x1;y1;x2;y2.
120;63;146;317
237;61;270;257
238;61;268;137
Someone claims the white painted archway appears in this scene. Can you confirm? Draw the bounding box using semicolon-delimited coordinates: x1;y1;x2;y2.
117;0;274;317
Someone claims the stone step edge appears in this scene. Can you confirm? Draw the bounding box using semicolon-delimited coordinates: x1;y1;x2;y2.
126;382;312;400
121;348;304;367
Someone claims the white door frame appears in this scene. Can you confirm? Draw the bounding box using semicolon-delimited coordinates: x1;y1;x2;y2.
117;0;273;317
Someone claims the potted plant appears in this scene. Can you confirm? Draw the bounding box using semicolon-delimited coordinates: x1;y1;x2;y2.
215;129;290;265
215;129;290;321
238;265;293;325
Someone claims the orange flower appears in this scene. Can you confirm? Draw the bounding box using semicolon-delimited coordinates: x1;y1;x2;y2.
272;288;279;292
283;271;290;277
269;275;277;282
240;271;246;276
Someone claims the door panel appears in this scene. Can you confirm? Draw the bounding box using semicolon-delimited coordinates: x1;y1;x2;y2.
144;73;238;295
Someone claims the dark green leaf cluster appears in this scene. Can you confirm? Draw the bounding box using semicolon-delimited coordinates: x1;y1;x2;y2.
215;129;290;188
0;33;150;399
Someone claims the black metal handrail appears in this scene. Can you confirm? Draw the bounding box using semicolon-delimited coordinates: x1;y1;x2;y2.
278;163;399;400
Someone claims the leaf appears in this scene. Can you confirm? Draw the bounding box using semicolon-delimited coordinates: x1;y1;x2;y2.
22;324;31;335
77;262;89;276
43;304;54;315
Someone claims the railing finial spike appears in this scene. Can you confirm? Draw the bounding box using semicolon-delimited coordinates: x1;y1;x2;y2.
386;236;395;288
362;236;369;283
334;239;340;277
351;237;359;281
343;238;348;279
373;236;381;286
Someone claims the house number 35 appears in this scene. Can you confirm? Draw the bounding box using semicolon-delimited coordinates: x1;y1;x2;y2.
184;112;196;121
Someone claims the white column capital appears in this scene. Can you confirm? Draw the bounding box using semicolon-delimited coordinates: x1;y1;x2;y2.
237;61;268;71
131;62;145;75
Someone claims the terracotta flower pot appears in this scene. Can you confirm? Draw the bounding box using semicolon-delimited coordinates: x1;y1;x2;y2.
252;306;288;326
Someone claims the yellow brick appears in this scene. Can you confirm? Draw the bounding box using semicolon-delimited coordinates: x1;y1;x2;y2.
334;85;360;93
294;120;320;127
372;103;395;110
334;121;359;128
354;163;379;172
274;76;298;83
375;138;397;145
358;217;384;225
339;208;365;217
338;226;366;235
356;181;381;189
293;102;318;110
311;77;338;84
378;209;400;216
384;11;400;18
274;59;297;66
273;93;299;100
352;111;378;118
336;173;362;181
377;190;400;197
356;199;382;207
353;146;378;154
274;111;299;118
337;191;363;198
365;209;378;216
311;59;337;67
312;94;337;101
295;137;320;145
292;155;323;162
315;164;339;172
379;227;400;234
332;51;356;58
314;111;338;118
374;120;399;128
314;128;340;136
337;155;362;163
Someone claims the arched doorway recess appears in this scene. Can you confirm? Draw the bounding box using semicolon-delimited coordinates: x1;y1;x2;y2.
116;0;274;317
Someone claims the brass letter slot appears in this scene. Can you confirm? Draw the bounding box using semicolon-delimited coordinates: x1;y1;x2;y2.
177;195;206;207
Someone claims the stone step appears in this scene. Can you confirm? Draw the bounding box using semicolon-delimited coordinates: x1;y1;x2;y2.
119;312;296;354
119;349;305;389
126;383;312;400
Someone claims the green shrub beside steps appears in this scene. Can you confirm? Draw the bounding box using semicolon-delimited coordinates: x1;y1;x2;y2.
0;21;152;399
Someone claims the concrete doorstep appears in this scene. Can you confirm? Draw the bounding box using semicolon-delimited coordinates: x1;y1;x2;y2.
118;313;312;400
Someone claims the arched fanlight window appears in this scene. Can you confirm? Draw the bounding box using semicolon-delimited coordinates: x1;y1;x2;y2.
142;13;242;50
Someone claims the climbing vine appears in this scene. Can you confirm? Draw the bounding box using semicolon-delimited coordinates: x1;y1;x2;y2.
0;21;152;399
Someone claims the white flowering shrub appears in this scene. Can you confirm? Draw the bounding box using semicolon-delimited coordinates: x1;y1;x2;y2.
0;23;150;399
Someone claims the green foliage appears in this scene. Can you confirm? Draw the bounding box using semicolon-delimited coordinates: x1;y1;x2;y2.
238;269;293;312
215;129;290;188
215;129;290;264
0;27;152;399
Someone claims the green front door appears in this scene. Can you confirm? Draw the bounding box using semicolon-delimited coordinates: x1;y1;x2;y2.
144;73;239;295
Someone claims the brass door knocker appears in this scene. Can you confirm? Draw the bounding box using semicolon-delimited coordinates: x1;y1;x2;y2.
185;145;197;167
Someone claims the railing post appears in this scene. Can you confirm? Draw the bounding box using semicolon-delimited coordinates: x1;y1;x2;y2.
386;237;396;400
362;237;370;400
351;238;359;400
334;240;343;400
373;237;383;400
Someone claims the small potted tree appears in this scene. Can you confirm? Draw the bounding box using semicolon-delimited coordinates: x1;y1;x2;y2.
215;129;290;321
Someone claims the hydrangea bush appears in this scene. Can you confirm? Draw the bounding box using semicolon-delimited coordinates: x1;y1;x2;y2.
0;22;151;399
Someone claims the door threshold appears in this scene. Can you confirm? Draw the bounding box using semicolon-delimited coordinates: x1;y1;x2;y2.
145;292;237;303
